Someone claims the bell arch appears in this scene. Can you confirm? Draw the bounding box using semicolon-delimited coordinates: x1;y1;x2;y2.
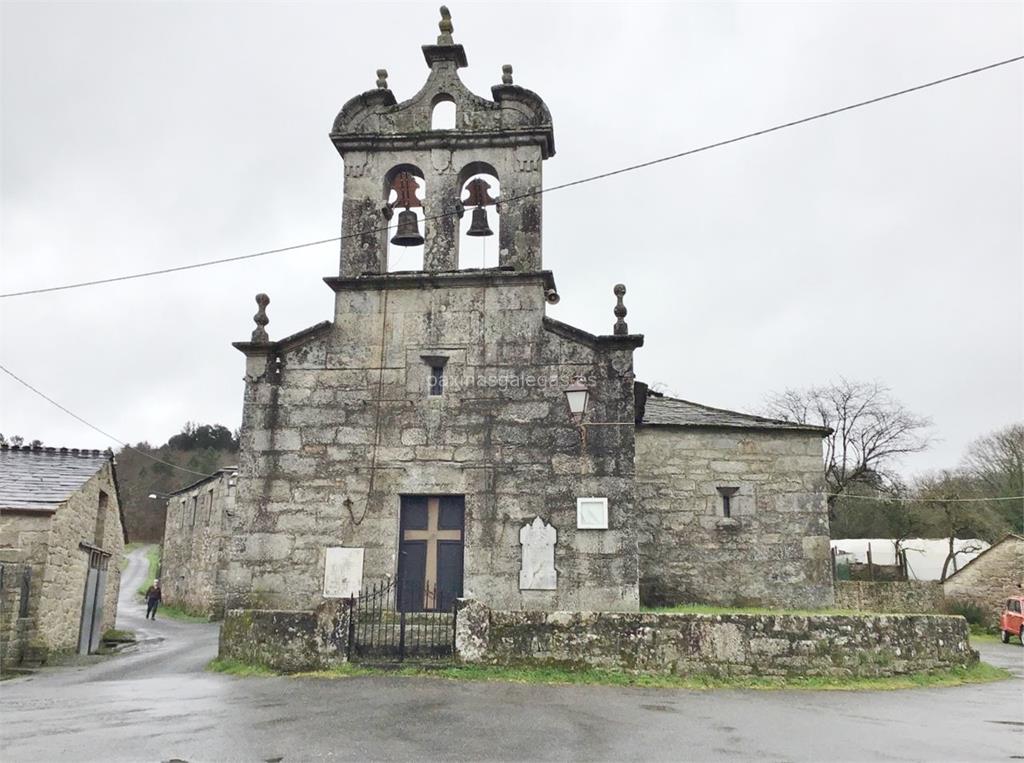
431;95;457;130
457;162;500;270
383;164;426;272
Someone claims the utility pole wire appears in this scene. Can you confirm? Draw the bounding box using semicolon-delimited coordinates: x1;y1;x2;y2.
1;54;1021;300
0;363;215;479
2;360;1020;505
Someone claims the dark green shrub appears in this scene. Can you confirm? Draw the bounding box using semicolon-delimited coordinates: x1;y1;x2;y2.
944;599;987;625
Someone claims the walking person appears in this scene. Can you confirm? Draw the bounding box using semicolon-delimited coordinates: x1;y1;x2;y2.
145;579;162;620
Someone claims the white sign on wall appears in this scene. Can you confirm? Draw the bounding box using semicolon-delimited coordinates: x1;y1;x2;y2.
576;497;609;529
323;547;364;598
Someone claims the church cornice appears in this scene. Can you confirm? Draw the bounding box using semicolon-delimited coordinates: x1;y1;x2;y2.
233;320;332;356
324;268;557;294
542;317;644;351
329;128;554;159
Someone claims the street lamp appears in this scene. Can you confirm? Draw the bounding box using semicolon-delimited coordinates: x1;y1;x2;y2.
148;492;171;500
563;378;590;420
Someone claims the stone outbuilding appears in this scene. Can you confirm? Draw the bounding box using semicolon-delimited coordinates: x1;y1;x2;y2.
943;533;1024;626
223;9;834;621
160;467;237;618
0;445;126;666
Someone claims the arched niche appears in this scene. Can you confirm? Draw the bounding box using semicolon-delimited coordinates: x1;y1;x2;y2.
383;164;426;272
457;162;500;270
431;94;457;130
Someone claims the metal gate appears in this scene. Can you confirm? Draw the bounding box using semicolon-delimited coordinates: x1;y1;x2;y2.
348;579;455;662
77;546;110;655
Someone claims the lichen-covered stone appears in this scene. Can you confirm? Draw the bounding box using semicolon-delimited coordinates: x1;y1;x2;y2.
635;427;833;609
219;600;351;672
455;601;978;678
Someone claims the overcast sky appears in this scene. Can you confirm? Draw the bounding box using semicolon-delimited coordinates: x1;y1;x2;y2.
1;1;1021;478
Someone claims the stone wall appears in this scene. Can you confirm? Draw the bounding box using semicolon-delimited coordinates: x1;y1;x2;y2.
835;581;946;614
943;535;1024;626
0;514;50;659
0;461;125;659
227;272;642;614
219;601;351;672
0;562;31;669
161;470;235;617
635;427;833;609
454;600;977;678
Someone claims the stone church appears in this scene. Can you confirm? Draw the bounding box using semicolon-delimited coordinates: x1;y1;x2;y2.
225;9;834;617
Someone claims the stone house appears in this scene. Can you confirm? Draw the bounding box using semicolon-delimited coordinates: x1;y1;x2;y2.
224;10;834;618
0;445;125;665
943;533;1024;626
160;467;236;618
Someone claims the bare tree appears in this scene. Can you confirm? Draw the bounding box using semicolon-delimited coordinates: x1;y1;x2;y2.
914;471;989;581
765;379;931;517
960;423;1023;516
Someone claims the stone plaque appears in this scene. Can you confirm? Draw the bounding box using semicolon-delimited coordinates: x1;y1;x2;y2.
519;517;557;590
323;547;364;598
576;497;608;529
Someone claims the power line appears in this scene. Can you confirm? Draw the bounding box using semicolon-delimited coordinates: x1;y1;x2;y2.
0;363;215;478
2;54;1021;300
3;354;1018;505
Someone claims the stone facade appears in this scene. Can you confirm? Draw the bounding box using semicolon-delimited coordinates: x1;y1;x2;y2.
227;279;642;612
636;424;833;609
0;449;125;662
454;600;977;678
835;581;946;614
161;468;236;618
219;10;833;627
943;534;1024;626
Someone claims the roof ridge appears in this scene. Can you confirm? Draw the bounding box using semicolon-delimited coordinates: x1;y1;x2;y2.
653;394;808;427
1;444;112;458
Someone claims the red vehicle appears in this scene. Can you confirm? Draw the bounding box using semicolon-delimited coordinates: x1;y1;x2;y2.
999;596;1024;644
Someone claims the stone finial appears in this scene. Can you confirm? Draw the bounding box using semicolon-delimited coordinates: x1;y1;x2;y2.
251;293;270;343
613;284;628;335
437;6;454;44
501;64;513;85
375;69;388;89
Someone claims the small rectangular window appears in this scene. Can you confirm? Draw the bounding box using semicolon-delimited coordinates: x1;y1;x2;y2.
94;491;108;547
429;365;445;396
207;488;214;524
190;495;198;527
18;567;31;618
716;487;739;518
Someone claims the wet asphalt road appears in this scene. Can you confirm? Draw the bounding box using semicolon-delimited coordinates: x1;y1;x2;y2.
1;548;1022;762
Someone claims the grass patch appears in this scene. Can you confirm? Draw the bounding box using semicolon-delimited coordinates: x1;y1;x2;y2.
212;659;1009;691
136;545;161;597
207;658;277;677
643;604;863;617
102;629;136;643
152;604;210;623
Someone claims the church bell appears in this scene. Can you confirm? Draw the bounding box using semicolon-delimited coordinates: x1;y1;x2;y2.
390;209;425;247
466;206;493;237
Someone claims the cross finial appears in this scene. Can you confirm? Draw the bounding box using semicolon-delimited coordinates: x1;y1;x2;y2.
375;69;388;89
252;293;270;343
502;64;513;85
438;6;454;44
613;284;628;335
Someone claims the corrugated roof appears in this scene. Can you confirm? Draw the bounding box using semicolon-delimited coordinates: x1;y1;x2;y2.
641;393;831;434
0;445;112;512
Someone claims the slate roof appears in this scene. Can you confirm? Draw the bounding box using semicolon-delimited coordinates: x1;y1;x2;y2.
0;445;112;512
640;392;831;434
